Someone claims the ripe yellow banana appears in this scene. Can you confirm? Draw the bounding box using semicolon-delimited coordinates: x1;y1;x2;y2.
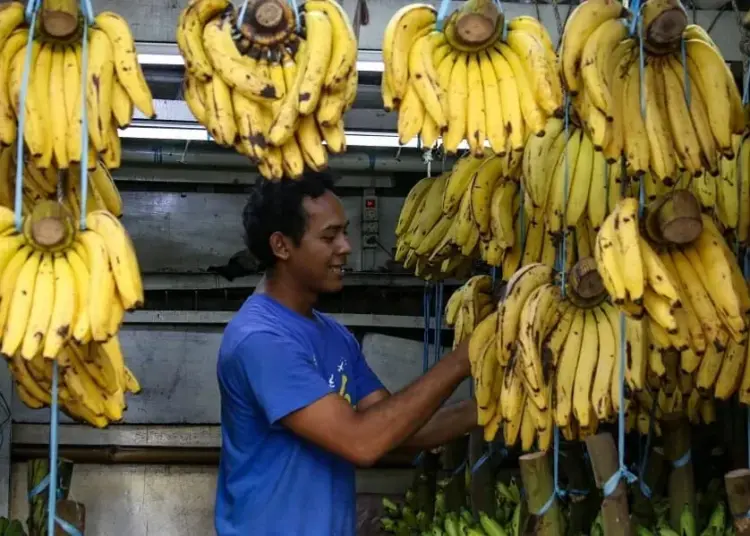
175;0;229;81
2;250;42;357
86;28;115;154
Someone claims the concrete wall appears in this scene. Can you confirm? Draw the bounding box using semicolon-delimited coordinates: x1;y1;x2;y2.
12;332;469;424
9;463;411;536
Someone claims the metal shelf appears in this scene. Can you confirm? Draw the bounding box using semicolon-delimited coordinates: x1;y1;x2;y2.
125;310;451;330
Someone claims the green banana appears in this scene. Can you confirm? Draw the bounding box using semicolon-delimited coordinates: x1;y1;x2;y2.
445;514;461;536
680;504;697;536
382;497;400;516
480;512;508;536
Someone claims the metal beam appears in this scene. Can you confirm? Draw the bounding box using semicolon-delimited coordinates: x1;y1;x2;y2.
113;165;395;188
132;4;747;63
142;272;460;290
125;310;451;330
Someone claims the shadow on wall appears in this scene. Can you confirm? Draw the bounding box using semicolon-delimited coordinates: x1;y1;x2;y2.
207;250;260;281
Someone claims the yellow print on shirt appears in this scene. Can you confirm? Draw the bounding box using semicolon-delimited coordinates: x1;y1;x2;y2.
329;358;353;405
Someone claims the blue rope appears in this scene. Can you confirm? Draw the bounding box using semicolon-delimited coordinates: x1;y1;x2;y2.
13;0;41;231
435;0;452;31
628;0;641;37
78;19;91;229
433;282;443;365
638;18;646;126
27;470;82;536
602;313;638;497
637;397;657;499
679;38;691;105
672;449;691;469
471;443;508;474
559;95;570;297
422;283;431;373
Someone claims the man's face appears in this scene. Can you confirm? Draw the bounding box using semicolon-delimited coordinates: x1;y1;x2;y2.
285;190;352;293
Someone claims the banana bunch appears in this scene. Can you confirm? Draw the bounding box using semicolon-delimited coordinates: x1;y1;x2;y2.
394;149;522;280
0;205;144;426
0;3;154;172
522;116;633;234
0;145;122;218
444;274;496;349
382;2;563;155
636;499;731;536
559;0;744;181
176;0;358;181
9;336;141;428
596;198;750;365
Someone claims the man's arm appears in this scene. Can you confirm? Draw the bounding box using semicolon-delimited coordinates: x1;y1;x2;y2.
357;390;478;454
280;340;471;467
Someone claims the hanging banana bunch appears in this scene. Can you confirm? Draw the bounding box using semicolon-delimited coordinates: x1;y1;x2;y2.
558;0;744;183
176;0;359;181
381;0;562;156
0;1;149;428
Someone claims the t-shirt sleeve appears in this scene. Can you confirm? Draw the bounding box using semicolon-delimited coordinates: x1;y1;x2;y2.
349;338;386;403
232;331;334;424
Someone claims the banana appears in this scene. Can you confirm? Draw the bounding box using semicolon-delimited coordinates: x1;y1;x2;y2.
304;0;357;91
523;118;564;209
545;129;582;236
496;42;545;138
554;308;585;427
640;238;679;307
205;71;237;147
622;57;650;177
466;53;486;157
506;29;561;116
581;19;628;119
0;29;28;146
471;156;506;235
49;45;69;170
396;82;424;146
20;252;55;360
715;338;746;400
86;28;115;154
566;131;594;228
559;0;626;94
594;205;627;305
85;210;144;310
66;249;91;344
40;253;76;359
442;54;468;154
611;198;643;303
175;0;229;81
498;263;554;365
685;39;733;155
297;114;328;171
77;230;115;342
297;10;333;115
490;180;517;249
268;41;310;146
572;308;600;428
518;283;561;409
488;47;527;151
89;161;123;217
63;44;82;163
2;250;41;357
661;56;702;175
95;11;155;118
383;4;436;101
111;78;133;128
479;50;506;155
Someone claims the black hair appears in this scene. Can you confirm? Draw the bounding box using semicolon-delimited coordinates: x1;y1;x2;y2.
242;171;337;270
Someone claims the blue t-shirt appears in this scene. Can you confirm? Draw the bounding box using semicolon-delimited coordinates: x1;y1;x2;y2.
214;294;384;536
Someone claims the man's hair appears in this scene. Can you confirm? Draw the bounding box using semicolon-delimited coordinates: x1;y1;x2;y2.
242;172;336;270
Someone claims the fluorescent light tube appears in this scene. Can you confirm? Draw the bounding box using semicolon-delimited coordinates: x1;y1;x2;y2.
118;125;482;151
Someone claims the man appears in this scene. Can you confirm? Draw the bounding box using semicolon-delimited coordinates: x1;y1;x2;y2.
214;172;478;535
